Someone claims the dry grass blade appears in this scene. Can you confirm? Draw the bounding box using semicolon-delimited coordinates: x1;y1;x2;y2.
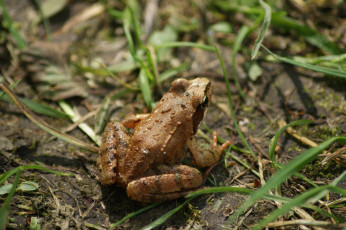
278;119;318;147
0;83;99;153
265;219;344;229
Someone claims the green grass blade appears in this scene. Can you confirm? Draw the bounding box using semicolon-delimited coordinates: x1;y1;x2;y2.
109;204;158;230
224;136;346;228
0;93;68;118
187;186;341;222
141;197;194;230
123;8;135;56
159;63;189;82
138;68;155;110
309;171;346;203
33;0;52;38
153;41;216;51
251;0;271;60
271;13;343;55
269;120;313;162
252;183;346;229
0;165;73;185
216;47;255;158
127;1;142;48
0;0;27;49
231;25;248;101
0;165;72;229
95;96;111;135
262;46;346;78
59;100;101;146
0;83;99;152
211;3;343;54
0;170;21;230
187;186;253;198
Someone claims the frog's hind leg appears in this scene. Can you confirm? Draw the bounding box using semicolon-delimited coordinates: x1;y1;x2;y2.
97;122;129;186
126;165;202;203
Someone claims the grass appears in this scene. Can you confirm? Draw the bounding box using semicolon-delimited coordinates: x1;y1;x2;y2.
0;165;73;230
0;0;345;229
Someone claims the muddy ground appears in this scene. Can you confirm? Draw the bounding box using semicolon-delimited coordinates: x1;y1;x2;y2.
0;0;345;229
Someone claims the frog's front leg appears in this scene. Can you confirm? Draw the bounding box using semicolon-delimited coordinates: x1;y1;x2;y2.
126;165;202;203
187;133;231;167
97;122;129;185
121;113;150;129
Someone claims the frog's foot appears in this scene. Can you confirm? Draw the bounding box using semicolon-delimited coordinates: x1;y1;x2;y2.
126;165;202;203
188;131;232;168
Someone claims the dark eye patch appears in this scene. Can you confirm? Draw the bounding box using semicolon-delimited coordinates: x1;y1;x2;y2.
200;97;209;109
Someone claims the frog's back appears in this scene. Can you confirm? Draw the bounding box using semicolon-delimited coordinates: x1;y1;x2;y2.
122;94;195;181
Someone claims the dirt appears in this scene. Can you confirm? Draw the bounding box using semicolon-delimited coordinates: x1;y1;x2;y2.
1;1;345;230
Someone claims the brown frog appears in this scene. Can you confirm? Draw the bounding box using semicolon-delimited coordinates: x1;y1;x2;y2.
97;78;229;203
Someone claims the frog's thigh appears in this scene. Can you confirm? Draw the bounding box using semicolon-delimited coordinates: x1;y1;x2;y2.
126;165;202;202
97;121;129;185
187;136;221;167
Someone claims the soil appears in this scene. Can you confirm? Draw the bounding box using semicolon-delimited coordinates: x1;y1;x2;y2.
0;1;345;229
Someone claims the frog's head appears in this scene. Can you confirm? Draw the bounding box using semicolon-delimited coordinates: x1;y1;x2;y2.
171;78;211;133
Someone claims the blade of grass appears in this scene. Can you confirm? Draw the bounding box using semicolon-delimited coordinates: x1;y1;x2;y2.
153;41;216;51
186;186;341;222
216;47;255;158
95;88;130;135
231;25;249;101
271;13;343;55
141;197;194;230
138;68;155;110
0;170;21;230
224;136;346;228
58;100;101;146
292;53;346;69
159;63;189;82
0;83;99;153
269;119;313;162
123;4;156;110
0;165;73;185
126;1;142;48
251;0;271;59
109;203;158;230
262;45;346;78
187;186;253;197
33;0;52;39
309;170;346;203
0;0;27;49
94;96;111;135
99;63;138;91
0;92;68;118
0;165;73;230
123;8;135;56
253;183;346;229
212;2;343;54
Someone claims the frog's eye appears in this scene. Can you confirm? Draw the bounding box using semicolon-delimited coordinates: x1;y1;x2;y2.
200;96;209;109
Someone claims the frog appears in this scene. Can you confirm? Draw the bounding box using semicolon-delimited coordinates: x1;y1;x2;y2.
97;78;230;203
